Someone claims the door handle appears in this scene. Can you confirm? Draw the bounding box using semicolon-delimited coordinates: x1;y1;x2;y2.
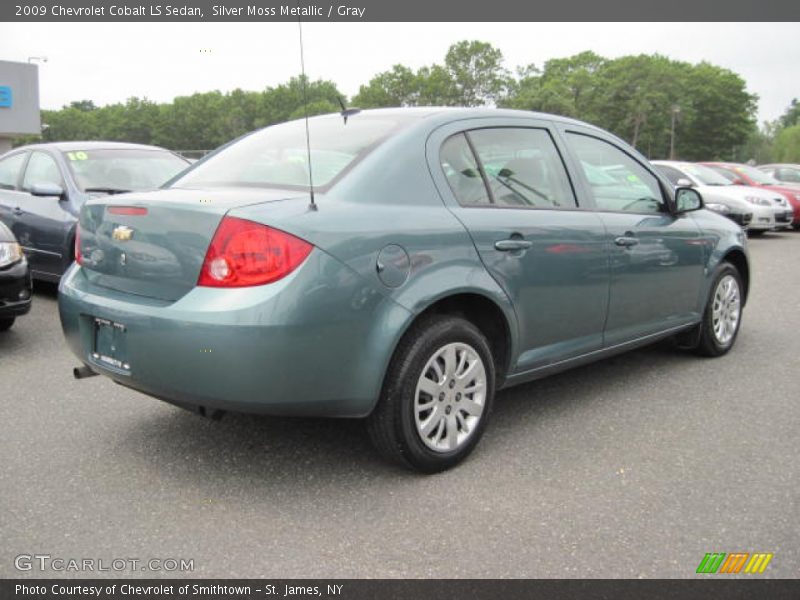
12;207;24;216
495;239;533;252
614;236;639;248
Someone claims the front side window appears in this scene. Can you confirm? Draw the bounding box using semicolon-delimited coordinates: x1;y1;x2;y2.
22;152;62;191
566;133;665;213
466;128;577;209
0;152;27;190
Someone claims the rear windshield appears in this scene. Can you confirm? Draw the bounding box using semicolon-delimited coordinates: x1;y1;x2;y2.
64;148;189;192
171;114;414;190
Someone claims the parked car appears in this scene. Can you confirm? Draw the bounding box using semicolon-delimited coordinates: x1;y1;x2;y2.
60;108;749;472
0;220;32;331
653;160;788;235
652;161;757;229
0;142;190;282
757;163;800;185
701;162;800;230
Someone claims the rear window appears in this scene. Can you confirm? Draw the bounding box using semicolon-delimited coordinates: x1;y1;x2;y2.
172;114;414;190
64;148;189;192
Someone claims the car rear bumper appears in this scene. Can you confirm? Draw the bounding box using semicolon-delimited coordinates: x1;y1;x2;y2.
0;259;33;318
58;253;407;418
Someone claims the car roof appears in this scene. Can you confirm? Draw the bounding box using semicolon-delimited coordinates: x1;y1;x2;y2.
307;106;606;132
11;141;173;153
701;162;746;168
759;163;800;168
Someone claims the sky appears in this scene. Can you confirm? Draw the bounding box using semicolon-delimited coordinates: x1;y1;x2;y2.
1;22;798;124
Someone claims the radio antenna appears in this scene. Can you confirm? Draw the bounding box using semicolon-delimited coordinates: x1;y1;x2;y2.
297;16;317;211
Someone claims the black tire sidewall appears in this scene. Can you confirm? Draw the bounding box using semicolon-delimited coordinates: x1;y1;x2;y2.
391;317;495;473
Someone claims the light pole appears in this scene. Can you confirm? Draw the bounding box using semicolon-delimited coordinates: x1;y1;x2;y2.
669;105;681;160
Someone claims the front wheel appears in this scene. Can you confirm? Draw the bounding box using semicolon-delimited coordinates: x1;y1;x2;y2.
366;315;495;473
693;263;743;357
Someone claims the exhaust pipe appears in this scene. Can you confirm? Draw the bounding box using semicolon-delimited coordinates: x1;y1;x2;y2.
73;365;99;379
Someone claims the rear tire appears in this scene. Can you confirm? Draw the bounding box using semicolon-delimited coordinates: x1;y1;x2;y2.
0;317;15;331
693;262;743;357
366;315;495;473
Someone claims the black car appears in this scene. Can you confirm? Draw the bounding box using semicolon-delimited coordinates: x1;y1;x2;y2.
0;221;32;331
0;142;190;282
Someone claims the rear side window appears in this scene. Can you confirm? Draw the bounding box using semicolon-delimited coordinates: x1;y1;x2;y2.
440;133;491;206
22;152;62;191
565;133;666;214
468;128;577;209
0;152;27;190
440;127;577;209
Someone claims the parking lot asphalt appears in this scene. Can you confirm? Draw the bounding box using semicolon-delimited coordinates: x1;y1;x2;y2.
1;232;798;579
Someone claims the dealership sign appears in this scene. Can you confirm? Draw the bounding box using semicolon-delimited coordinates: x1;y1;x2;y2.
0;86;12;108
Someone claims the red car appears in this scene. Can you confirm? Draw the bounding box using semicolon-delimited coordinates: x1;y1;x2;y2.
701;162;800;229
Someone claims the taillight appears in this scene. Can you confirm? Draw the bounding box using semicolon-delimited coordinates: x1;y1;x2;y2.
198;217;312;287
75;226;82;265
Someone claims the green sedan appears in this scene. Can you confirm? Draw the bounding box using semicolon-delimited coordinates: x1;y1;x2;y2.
59;108;749;472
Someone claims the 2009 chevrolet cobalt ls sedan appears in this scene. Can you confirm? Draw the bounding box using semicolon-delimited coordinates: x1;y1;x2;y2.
59;108;749;472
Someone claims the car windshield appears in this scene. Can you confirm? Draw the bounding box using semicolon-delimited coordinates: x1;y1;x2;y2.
172;114;414;190
681;163;732;186
733;164;779;185
64;148;189;192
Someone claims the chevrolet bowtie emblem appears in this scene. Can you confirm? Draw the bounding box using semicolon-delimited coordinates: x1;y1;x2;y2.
112;225;134;241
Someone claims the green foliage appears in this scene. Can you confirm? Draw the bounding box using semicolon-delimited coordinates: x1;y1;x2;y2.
354;40;510;108
778;98;800;129
774;125;800;162
503;52;757;160
16;77;345;152
12;42;762;162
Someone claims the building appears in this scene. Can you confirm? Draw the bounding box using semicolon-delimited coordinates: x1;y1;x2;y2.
0;60;41;153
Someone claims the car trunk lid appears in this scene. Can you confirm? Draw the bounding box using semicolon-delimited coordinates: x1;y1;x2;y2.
78;187;306;301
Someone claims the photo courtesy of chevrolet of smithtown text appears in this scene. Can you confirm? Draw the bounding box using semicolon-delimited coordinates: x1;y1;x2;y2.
1;0;799;598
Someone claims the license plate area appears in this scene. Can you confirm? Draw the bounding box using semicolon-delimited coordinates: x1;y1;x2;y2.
92;317;130;372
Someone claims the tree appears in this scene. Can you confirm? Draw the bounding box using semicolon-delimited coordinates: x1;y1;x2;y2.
678;62;757;160
778;98;800;129
353;65;420;108
503;51;607;119
442;40;510;106
774;125;800;162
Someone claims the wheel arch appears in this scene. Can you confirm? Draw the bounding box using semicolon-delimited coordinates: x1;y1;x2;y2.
376;291;516;409
722;248;749;305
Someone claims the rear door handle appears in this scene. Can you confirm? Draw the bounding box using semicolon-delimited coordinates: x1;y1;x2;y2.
614;236;639;248
495;239;533;252
13;207;23;216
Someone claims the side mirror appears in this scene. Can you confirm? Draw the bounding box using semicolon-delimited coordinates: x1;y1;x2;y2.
675;187;703;213
30;182;64;198
676;178;693;187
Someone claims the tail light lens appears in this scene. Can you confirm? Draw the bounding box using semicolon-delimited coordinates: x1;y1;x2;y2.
198;217;312;287
75;226;82;265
